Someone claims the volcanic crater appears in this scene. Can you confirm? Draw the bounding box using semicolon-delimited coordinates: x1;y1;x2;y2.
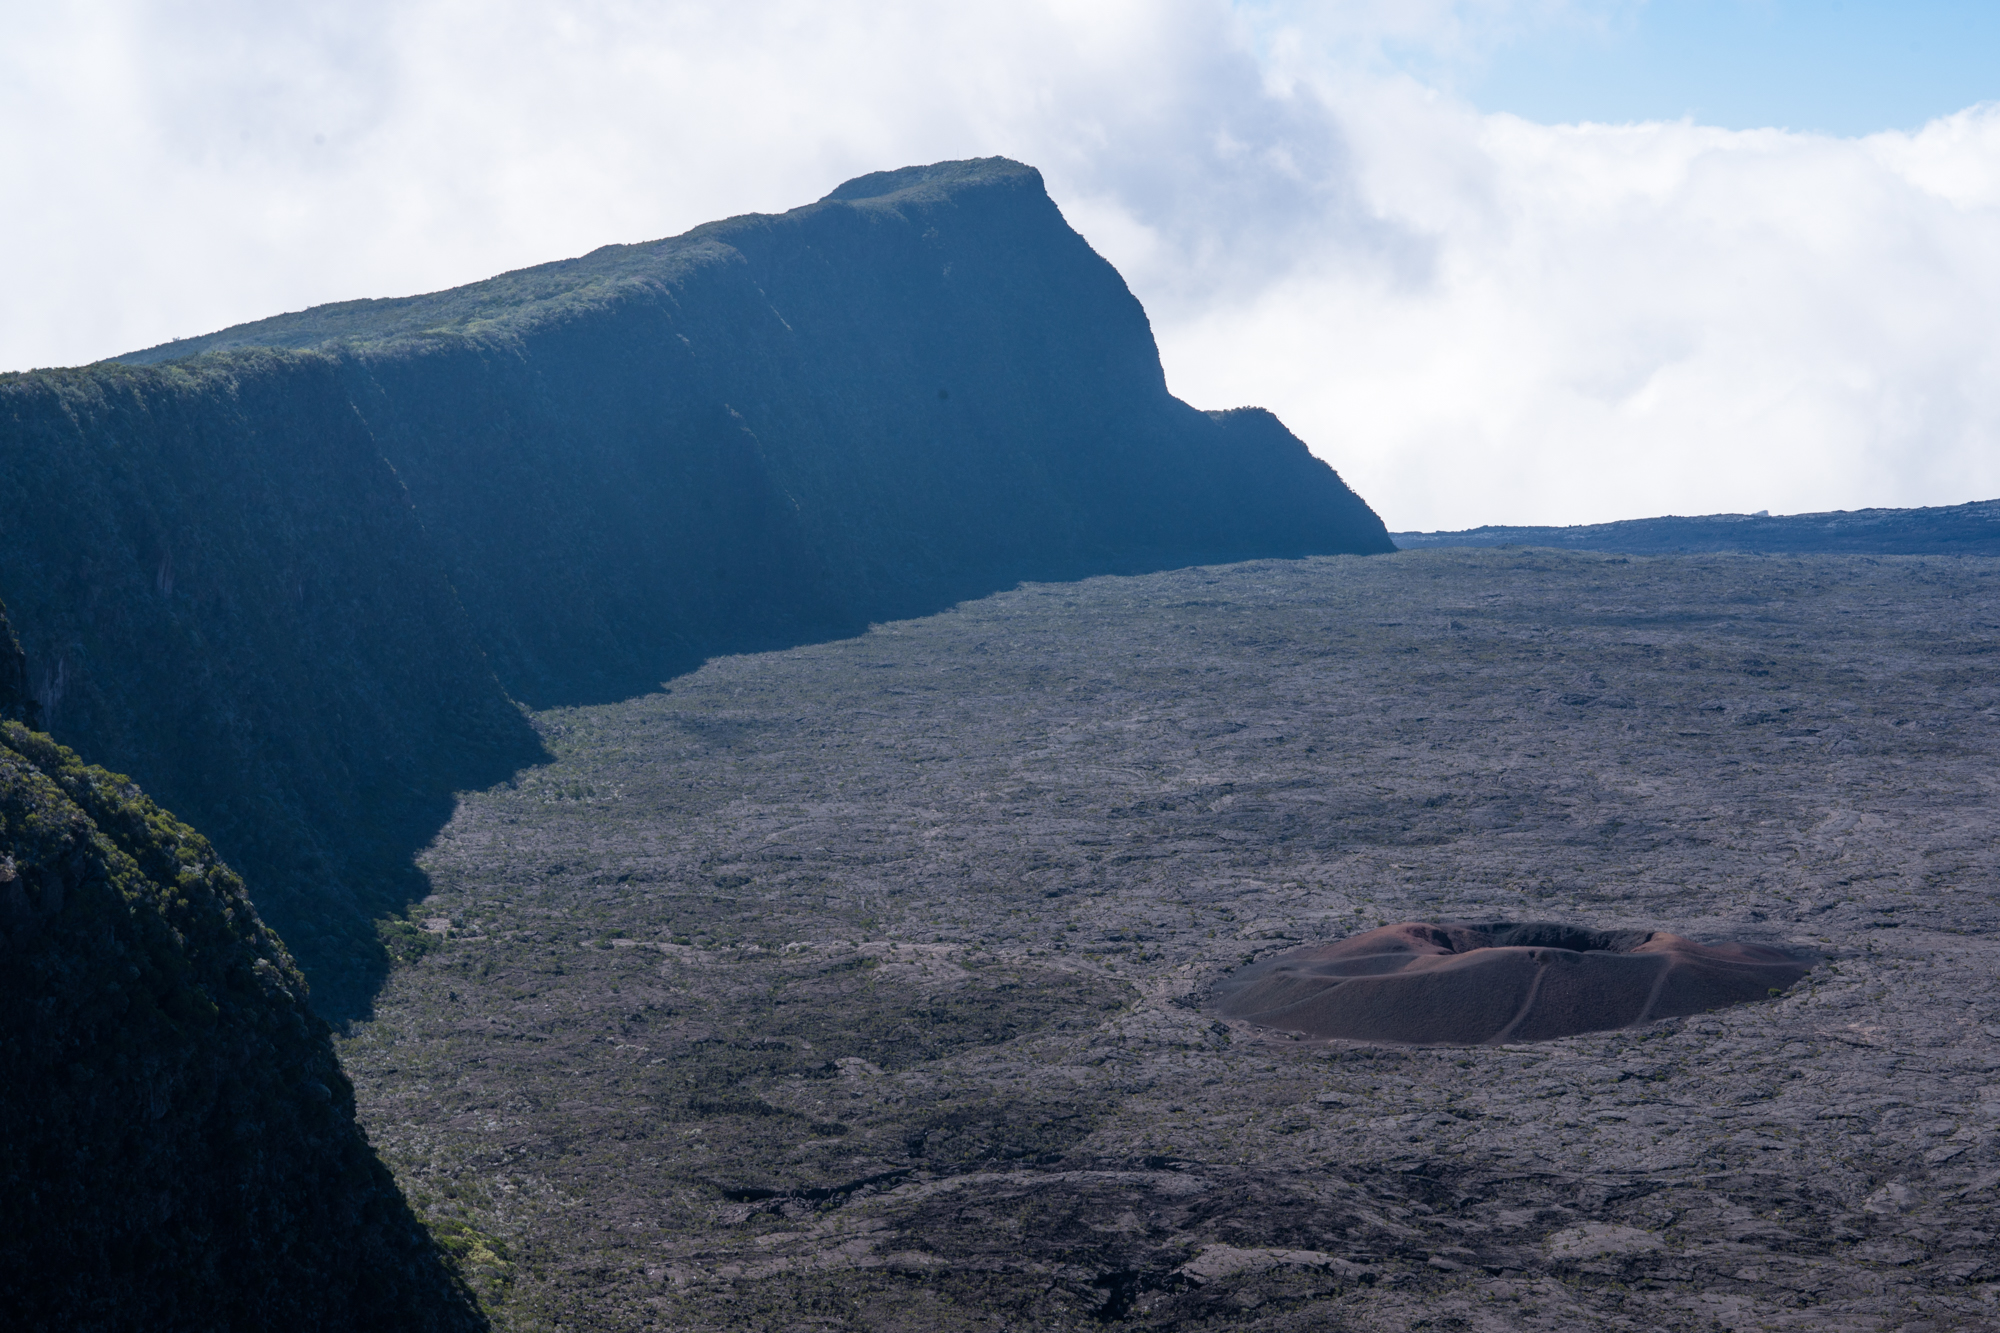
1211;921;1815;1044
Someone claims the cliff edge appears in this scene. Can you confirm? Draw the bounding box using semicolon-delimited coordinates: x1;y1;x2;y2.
0;604;483;1332
2;158;1390;1012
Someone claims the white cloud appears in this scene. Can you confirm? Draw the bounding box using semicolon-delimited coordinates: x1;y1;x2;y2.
1171;84;2000;526
3;1;1997;528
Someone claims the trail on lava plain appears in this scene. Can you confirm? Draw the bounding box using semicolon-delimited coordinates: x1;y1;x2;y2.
341;548;2000;1332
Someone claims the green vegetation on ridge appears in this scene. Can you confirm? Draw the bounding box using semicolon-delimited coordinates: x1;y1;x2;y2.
0;600;483;1332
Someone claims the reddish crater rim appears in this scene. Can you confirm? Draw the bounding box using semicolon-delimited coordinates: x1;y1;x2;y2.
1209;921;1815;1046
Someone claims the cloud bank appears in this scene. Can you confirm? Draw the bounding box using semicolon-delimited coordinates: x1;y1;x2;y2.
4;0;1997;528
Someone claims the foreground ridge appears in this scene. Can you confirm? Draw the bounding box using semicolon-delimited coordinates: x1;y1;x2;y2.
0;603;483;1333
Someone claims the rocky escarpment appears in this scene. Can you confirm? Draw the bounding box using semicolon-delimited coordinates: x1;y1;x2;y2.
0;605;482;1332
0;157;1389;1014
119;157;1390;705
0;358;542;1018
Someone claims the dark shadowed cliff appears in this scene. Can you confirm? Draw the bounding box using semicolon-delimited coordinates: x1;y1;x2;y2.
0;358;543;1016
0;607;483;1333
119;157;1390;700
1;157;1389;1012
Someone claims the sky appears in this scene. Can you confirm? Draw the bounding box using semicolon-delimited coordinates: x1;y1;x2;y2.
3;0;1997;531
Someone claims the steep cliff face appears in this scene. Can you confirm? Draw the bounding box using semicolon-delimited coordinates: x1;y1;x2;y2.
0;359;542;1013
0;597;36;726
1;158;1390;1009
124;158;1391;704
0;615;481;1332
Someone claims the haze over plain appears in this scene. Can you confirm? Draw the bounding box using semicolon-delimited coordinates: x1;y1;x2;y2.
5;0;1999;530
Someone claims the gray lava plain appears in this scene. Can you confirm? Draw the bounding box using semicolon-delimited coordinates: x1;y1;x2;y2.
339;548;2000;1331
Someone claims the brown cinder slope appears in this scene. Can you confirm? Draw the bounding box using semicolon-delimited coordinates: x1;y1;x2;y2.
1211;921;1814;1044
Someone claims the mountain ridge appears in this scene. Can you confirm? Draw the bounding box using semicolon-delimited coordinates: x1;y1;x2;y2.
1393;496;2000;555
110;158;1051;366
0;600;483;1332
1;157;1391;1015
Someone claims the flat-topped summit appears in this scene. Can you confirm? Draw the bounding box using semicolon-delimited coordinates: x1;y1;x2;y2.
820;156;1037;202
113;156;1053;365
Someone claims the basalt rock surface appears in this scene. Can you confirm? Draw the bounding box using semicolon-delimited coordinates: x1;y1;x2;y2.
339;547;2000;1331
0;157;1387;1015
1211;921;1814;1044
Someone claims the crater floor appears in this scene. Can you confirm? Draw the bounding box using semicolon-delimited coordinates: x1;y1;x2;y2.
339;548;2000;1331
